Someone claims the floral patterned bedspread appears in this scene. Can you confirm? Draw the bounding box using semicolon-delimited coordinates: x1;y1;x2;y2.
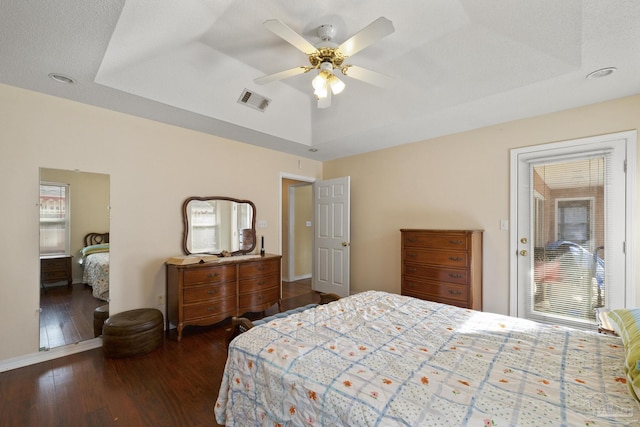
215;291;639;426
82;252;109;301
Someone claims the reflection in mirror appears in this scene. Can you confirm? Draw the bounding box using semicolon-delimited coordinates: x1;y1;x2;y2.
39;168;110;351
182;196;256;255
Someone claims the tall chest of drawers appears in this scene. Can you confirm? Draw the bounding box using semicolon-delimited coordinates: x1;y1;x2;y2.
166;254;281;341
401;229;483;310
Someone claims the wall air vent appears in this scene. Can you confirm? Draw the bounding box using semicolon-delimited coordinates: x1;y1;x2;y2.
238;89;271;112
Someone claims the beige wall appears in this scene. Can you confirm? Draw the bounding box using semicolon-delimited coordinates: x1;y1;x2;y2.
323;94;640;316
0;83;322;361
2;81;638;364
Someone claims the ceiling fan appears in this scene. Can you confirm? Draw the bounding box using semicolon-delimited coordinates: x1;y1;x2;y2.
254;17;395;108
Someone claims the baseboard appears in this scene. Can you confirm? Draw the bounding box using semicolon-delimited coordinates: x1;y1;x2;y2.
292;274;311;281
0;338;103;373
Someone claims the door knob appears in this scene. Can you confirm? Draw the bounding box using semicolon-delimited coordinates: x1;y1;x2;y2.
341;242;349;247
519;250;528;256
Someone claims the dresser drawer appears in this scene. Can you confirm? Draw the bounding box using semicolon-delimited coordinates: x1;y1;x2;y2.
239;258;280;278
238;286;280;312
42;270;67;280
403;249;469;267
239;274;279;293
183;264;236;286
403;279;468;304
42;257;69;270
183;282;235;304
404;263;468;285
403;232;469;250
183;295;236;321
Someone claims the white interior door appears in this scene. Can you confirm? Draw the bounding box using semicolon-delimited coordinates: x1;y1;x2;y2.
510;132;635;329
312;176;350;297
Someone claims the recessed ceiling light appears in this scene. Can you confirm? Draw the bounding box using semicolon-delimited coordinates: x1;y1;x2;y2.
48;73;76;84
586;67;617;79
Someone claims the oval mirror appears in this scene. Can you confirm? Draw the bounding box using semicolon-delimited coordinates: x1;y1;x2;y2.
182;196;256;255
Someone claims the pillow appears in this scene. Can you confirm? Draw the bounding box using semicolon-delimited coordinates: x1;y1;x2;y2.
80;243;109;258
608;308;640;401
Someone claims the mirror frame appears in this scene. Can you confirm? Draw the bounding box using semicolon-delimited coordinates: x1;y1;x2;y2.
182;196;257;256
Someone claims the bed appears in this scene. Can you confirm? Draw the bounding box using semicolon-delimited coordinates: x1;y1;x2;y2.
215;291;640;426
80;232;110;301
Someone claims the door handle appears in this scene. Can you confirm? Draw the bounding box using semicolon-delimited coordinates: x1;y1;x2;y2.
341;242;349;247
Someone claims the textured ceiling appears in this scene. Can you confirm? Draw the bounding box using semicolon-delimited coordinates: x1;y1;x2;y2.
1;0;639;160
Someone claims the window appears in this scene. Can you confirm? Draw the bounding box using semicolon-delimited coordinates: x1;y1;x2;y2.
530;158;605;324
556;198;593;245
40;182;70;256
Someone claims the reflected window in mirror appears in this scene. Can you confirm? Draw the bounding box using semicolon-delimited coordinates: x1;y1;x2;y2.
183;197;256;255
187;200;219;253
40;182;70;256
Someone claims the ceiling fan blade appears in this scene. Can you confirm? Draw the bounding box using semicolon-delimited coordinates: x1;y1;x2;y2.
254;67;309;85
317;90;331;109
263;19;317;55
343;65;393;88
338;17;394;57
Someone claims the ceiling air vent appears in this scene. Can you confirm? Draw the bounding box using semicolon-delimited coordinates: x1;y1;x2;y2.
238;89;271;112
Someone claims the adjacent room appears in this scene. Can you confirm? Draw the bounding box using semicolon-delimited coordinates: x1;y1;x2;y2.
1;1;640;425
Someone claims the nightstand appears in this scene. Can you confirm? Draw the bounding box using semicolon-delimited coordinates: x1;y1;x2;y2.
40;255;73;292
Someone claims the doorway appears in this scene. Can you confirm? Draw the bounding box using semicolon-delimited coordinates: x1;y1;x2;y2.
281;177;313;283
510;131;636;329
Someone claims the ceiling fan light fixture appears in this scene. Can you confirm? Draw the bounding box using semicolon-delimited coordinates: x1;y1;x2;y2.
312;71;327;91
314;83;328;99
328;74;345;95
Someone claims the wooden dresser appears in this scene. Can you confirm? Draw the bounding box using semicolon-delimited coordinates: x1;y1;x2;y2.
166;254;281;341
40;255;73;291
401;229;483;310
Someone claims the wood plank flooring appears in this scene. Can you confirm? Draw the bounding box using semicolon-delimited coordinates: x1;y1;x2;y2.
40;282;106;349
0;280;317;427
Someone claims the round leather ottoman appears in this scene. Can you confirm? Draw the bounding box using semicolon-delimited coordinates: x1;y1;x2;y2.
93;304;110;337
102;308;163;358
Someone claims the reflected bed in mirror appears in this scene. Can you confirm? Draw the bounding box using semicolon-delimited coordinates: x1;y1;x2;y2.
182;196;256;255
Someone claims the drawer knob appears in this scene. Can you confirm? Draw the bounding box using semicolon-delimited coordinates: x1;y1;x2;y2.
449;240;463;245
258;280;265;285
257;266;265;271
449;290;462;295
207;306;218;312
448;256;462;262
407;268;417;273
407;252;417;258
448;273;463;279
207;272;219;278
407;237;417;242
207;289;219;295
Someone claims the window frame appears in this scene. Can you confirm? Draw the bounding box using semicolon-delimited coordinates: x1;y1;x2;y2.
39;181;71;256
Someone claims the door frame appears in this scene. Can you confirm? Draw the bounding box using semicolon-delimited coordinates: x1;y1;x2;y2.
280;173;315;282
287;182;313;281
508;130;637;317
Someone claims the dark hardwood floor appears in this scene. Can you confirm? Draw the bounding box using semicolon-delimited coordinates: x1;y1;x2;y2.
40;282;106;349
1;279;317;427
